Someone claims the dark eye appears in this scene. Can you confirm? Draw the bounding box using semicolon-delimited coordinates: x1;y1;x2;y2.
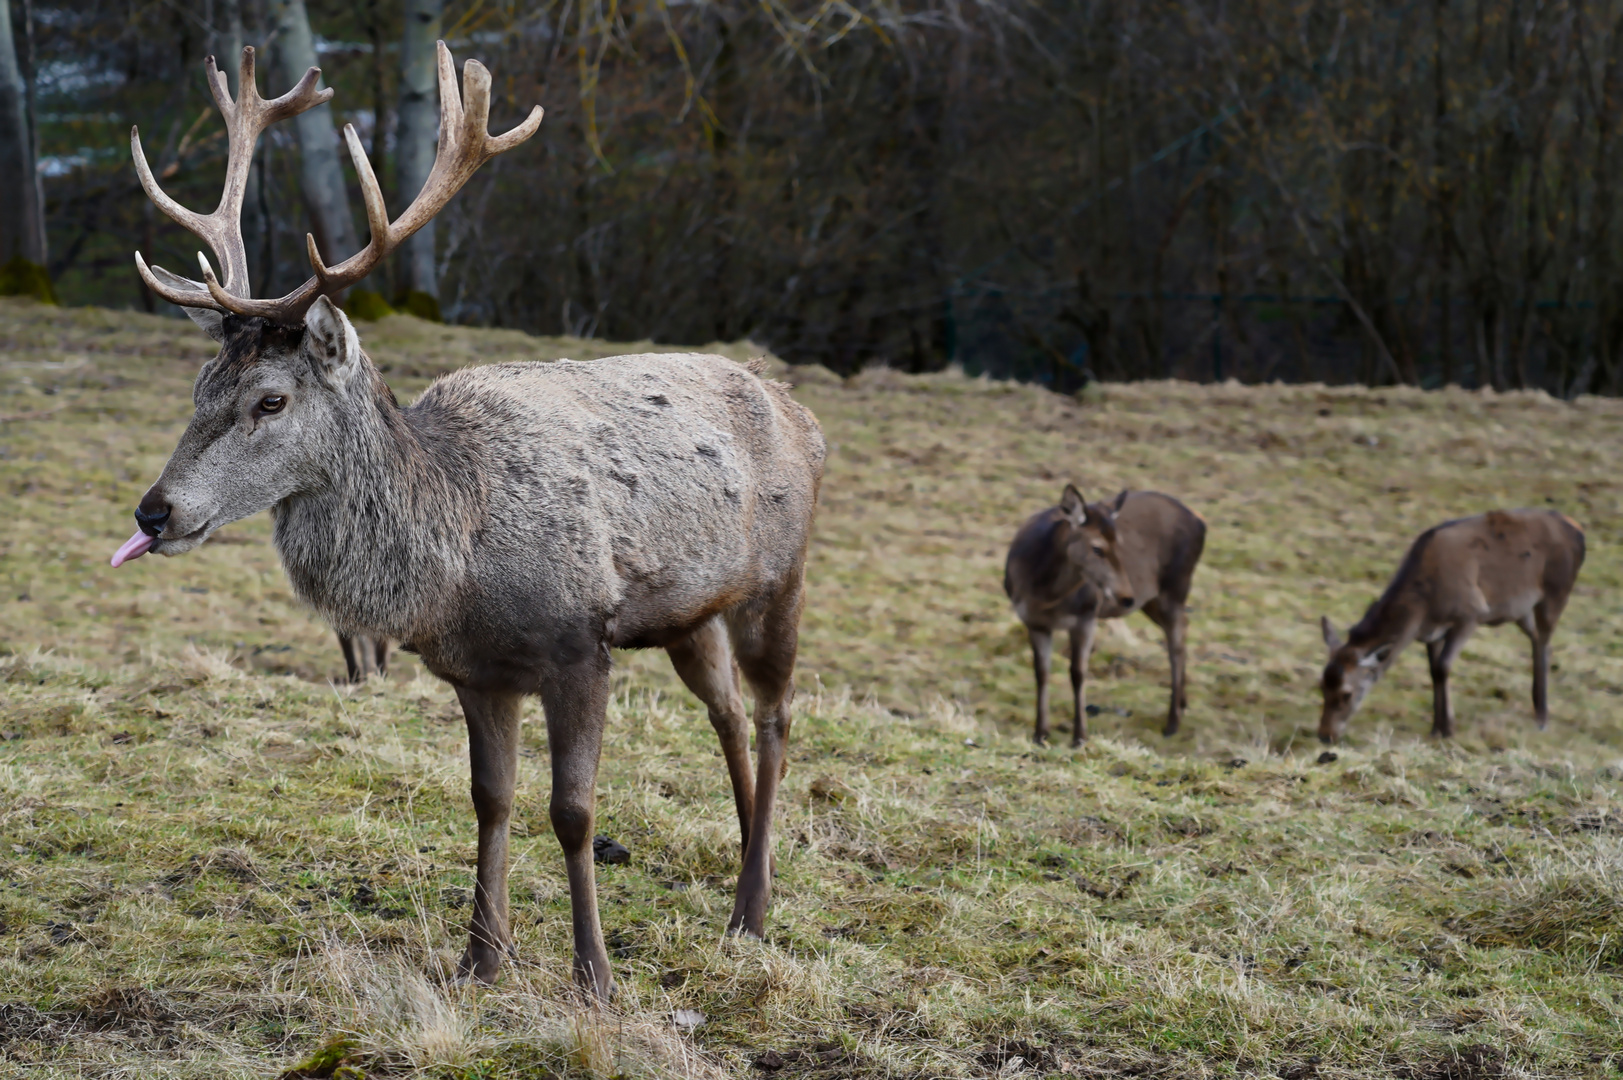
1091;545;1107;557
257;394;286;414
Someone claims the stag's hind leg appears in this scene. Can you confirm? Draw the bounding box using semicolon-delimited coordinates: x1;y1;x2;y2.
725;571;806;939
668;616;755;855
454;687;524;985
538;656;616;1000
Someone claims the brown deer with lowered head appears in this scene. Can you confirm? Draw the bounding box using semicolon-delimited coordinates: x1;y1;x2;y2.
1005;487;1205;745
1319;509;1585;743
109;45;825;999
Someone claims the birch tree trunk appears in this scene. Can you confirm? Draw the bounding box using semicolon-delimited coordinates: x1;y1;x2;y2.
269;0;375;305
0;0;48;294
396;0;444;319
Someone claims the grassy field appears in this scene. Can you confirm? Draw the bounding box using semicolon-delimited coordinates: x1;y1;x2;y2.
0;296;1620;1078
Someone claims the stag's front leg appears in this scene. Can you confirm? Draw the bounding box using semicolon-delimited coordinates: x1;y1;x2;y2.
539;659;615;999
455;687;524;984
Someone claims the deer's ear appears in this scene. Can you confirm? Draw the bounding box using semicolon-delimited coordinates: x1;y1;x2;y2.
304;296;362;385
1361;644;1393;668
1113;489;1130;512
1060;484;1088;524
1320;616;1343;652
183;306;226;343
147;264;226;342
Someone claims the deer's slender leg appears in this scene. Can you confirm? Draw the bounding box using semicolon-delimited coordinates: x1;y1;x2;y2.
537;656;615;1000
1028;627;1054;746
1164;600;1189;735
1068;618;1097;747
668;615;755;855
726;573;804;939
1427;624;1473;738
1518;611;1550;729
339;633;389;682
454;686;524;985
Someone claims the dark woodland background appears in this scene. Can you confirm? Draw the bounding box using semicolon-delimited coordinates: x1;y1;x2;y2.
15;0;1623;393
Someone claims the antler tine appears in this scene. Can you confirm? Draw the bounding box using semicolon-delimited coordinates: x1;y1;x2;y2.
131;127;209;240
343;125;393;264
135;251;224;312
204;54;235;120
436;40;465;139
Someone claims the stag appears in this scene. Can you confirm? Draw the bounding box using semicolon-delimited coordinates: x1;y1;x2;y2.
1318;509;1585;742
110;44;825;999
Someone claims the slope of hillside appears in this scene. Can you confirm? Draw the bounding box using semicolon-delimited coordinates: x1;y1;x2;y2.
0;298;1619;1078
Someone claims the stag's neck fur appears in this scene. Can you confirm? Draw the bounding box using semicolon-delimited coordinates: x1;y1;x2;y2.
272;363;484;642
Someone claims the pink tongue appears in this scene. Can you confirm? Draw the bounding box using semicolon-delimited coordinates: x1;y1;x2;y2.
110;530;156;568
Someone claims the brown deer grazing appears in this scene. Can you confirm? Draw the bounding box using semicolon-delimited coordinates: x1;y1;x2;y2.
1318;509;1585;743
1005;487;1205;745
109;45;825;1000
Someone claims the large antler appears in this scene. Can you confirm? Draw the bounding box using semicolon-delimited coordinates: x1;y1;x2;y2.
195;41;544;323
132;48;330;311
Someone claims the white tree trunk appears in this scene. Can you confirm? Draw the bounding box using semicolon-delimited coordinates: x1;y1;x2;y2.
269;0;362;285
397;0;443;306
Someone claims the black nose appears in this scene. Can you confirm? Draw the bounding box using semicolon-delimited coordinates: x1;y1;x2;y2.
134;501;170;537
1119;595;1136;609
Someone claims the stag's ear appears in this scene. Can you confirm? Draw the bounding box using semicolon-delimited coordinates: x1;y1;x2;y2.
1320;616;1343;652
1361;644;1393;668
183;306;226;343
1113;489;1130;512
1060;484;1088;524
147;264;226;342
304;296;363;385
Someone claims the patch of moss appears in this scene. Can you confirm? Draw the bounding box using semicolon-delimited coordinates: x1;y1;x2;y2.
394;289;443;323
0;257;57;304
279;1035;360;1078
344;288;394;322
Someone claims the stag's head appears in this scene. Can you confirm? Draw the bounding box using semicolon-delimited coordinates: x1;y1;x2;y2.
1316;617;1391;743
111;43;541;567
1055;484;1134;611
